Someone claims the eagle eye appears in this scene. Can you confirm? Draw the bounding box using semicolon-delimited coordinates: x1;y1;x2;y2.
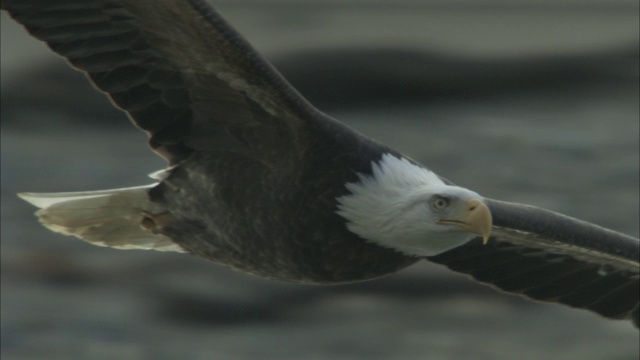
430;196;450;211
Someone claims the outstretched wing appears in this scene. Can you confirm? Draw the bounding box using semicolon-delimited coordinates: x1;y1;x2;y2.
429;199;639;325
1;0;321;164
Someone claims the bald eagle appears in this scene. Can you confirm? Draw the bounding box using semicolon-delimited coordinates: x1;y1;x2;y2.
3;0;638;327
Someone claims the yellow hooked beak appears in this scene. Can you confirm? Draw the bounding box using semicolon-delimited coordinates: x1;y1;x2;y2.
437;199;493;244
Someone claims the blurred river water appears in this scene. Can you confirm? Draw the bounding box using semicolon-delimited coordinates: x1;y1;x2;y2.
1;1;638;359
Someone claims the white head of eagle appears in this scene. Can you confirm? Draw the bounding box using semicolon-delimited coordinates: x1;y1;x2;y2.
336;154;492;256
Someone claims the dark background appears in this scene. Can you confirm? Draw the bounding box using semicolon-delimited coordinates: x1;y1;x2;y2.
2;1;639;359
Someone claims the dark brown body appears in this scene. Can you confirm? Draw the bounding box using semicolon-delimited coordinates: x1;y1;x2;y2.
151;118;417;283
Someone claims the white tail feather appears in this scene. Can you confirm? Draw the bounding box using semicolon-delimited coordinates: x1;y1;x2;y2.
18;184;185;253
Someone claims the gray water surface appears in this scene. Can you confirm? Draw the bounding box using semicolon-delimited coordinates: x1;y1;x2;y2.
1;2;638;359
